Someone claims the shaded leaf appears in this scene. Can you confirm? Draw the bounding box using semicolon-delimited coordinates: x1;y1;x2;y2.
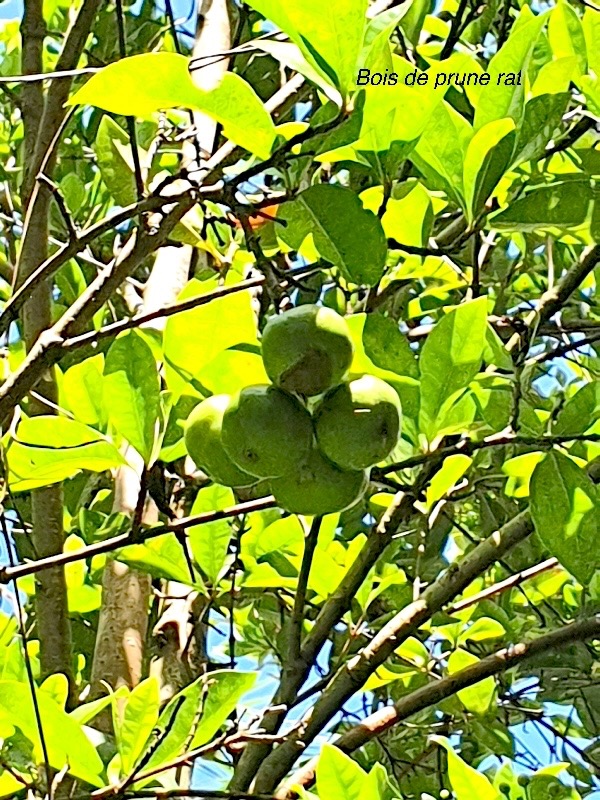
552;382;600;436
463;118;516;220
492;179;594;232
276;185;387;285
530;450;599;584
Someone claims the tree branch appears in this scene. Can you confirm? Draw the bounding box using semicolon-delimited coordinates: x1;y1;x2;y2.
0;193;174;339
277;613;600;798
30;0;105;183
0;496;277;585
251;511;534;792
446;556;559;614
60;264;320;352
229;468;436;791
0;192;196;427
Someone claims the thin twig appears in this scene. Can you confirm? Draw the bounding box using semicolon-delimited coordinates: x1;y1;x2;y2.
0;496;277;585
447;557;559;613
0;507;52;793
277;613;600;798
289;516;322;662
378;431;600;475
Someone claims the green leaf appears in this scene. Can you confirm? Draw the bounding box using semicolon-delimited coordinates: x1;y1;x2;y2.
104;330;160;463
492;179;594;232
117;533;197;585
361;8;409;75
114;677;160;775
40;674;69;708
362;762;389;800
447;648;496;715
316;743;367;800
463;118;516;220
552;382;600;436
418;297;488;439
69;53;276;158
474;11;547;131
548;1;587;76
163;277;259;398
242;515;304;564
433;736;501;799
6;416;126;492
139;670;256;778
458;617;506;643
530;450;599;584
361;181;433;248
189;484;235;583
512;93;570;165
583;7;600;77
61;354;107;429
0;681;104;787
254;40;342;103
60;173;85;213
502;451;544;498
319;57;441;169
244;0;367;96
400;0;433;45
531;57;579;97
412;100;472;204
425;454;472;510
346;314;420;419
196;349;269;395
94;116;139;206
69;694;114;726
160;394;198;463
362;313;419;379
276;185;387;286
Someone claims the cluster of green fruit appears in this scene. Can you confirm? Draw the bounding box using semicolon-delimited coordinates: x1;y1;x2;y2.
184;305;402;516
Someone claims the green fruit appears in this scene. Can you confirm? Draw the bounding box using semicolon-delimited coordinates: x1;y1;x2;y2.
271;448;368;516
184;395;257;487
261;304;353;396
222;385;313;478
315;375;401;469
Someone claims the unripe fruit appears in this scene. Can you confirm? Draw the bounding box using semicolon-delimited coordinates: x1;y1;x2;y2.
271;448;368;516
314;375;402;469
261;304;353;396
184;395;257;487
222;385;313;478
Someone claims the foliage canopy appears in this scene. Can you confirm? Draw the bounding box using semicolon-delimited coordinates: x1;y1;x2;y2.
0;0;599;798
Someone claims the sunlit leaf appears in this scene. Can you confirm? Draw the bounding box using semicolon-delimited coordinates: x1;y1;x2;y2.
104;330;161;463
6;416;126;492
69;53;276;158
